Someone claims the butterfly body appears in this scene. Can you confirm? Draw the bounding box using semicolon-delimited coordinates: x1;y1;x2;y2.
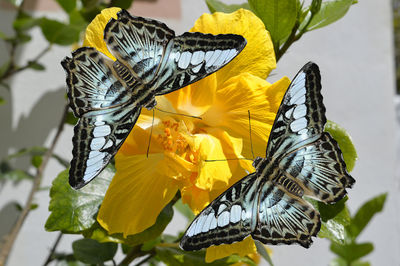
180;62;355;251
62;9;246;189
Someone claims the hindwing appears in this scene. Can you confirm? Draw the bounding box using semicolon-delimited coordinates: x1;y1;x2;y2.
180;173;258;251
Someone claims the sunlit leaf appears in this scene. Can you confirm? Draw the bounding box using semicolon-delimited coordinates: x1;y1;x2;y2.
206;0;251;13
65;111;78;126
31;155;43;168
346;193;387;240
56;0;76;13
306;0;357;31
40;18;80;45
45;167;114;233
330;242;373;263
325;120;357;172
174;198;195;221
72;238;117;264
248;0;298;47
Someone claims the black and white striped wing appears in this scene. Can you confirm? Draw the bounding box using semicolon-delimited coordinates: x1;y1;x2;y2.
252;180;320;248
266;62;354;203
180;173;258;251
62;47;141;189
154;32;246;95
104;9;246;93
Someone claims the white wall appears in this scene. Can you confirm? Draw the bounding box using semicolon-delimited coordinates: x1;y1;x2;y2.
0;0;398;265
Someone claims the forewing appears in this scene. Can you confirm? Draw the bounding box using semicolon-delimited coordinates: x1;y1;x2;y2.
62;47;130;117
266;62;325;158
180;173;258;251
280;132;355;203
104;9;175;84
69;105;141;189
154;32;246;95
252;180;320;248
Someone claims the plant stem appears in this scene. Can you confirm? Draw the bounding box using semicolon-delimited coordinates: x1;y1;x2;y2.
0;104;69;266
118;245;144;266
42;232;63;266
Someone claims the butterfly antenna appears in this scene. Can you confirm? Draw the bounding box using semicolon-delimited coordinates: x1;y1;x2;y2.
248;110;255;160
155;107;202;120
146;109;155;158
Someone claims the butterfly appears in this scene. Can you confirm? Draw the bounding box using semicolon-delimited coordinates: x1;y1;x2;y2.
180;62;355;250
61;9;247;189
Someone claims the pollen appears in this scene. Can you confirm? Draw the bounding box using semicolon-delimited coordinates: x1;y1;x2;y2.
158;120;190;154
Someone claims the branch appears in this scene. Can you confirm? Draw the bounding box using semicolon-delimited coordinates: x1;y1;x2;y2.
0;104;69;266
42;232;63;266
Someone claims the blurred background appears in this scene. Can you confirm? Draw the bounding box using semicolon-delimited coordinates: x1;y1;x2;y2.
0;0;398;265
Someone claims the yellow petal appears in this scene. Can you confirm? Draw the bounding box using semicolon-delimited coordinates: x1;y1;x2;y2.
202;73;289;158
83;7;120;60
192;9;276;83
165;74;217;117
205;237;257;263
98;153;179;236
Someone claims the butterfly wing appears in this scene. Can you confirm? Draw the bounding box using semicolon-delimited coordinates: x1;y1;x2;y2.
62;47;141;189
154;32;246;95
252;178;320;248
104;9;246;94
266;62;354;203
104;9;175;84
180;173;259;251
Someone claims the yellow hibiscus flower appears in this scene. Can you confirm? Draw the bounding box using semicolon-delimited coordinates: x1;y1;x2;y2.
83;7;290;262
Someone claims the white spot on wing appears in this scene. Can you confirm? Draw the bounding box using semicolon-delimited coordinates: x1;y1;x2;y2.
194;215;207;235
217;211;230;227
204;51;213;62
191;51;204;65
90;137;105;150
230;205;242;223
178;51;191;69
293;104;307;119
217;204;227;215
93;125;111;137
206;49;222;67
210;215;217;230
192;64;202;73
202;213;215;233
290;117;308;132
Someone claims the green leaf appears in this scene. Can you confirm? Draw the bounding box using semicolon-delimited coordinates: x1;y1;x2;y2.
317;200;351;244
248;0;298;47
65;111;78;125
325;120;357;172
72;238;117;264
255;241;274;266
306;0;357;31
45;167;114;233
0;96;5;105
351;261;371;266
330;242;373;263
174;199;195;221
27;61;45;71
69;10;87;30
330;257;347;266
206;0;251;13
110;0;135;9
156;246;255;266
0;31;8;40
40;18;80;45
0;60;11;79
31;155;43;168
310;0;322;14
85;200;174;246
346;193;387;240
56;0;76;13
16;33;31;43
318;197;347;222
13;17;39;31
